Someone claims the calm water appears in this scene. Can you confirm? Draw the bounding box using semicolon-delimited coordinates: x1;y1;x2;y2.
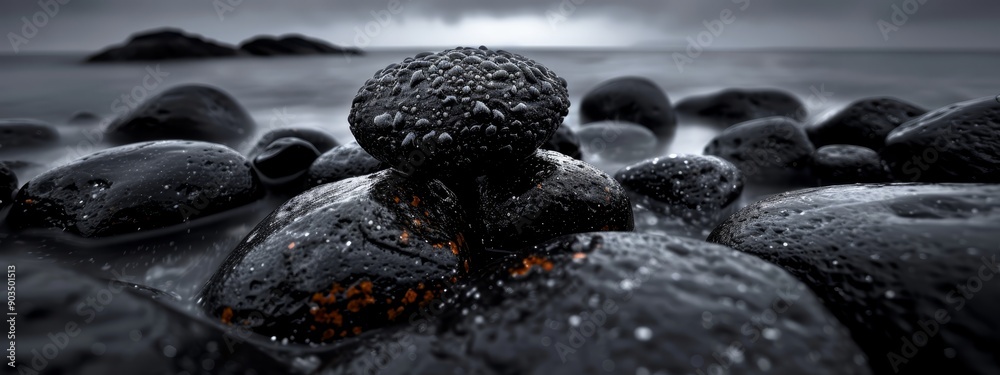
1;48;998;306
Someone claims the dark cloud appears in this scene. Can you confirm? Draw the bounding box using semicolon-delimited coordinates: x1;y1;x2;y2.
1;0;996;52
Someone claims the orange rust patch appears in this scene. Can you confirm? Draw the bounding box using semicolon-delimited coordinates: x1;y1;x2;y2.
464;259;470;273
573;252;587;260
448;241;459;255
347;295;375;312
220;307;234;325
388;306;405;321
310;307;344;326
24;199;33;204
322;329;336;341
403;289;418;304
411;195;421;207
400;230;410;244
418;283;425;290
394;196;401;203
509;255;555;276
288;242;296;250
413;218;422;226
353;327;363;335
423;291;434;303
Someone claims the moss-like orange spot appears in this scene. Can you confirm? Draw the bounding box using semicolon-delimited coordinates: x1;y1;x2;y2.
288;242;296;249
220;307;234;325
411;195;421;207
509;255;554;276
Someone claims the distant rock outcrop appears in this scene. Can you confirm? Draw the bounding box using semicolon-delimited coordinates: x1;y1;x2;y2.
85;29;240;62
85;29;361;62
239;35;362;56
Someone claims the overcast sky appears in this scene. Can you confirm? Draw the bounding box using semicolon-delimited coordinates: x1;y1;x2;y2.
2;0;997;53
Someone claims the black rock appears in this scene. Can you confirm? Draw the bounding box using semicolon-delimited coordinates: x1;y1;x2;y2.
200;170;470;345
11;260;286;375
305;141;386;189
0;163;16;207
349;47;569;177
8;141;263;238
575;121;658;162
540;123;582;159
477;150;633;250
882;96;1000;182
321;232;871;375
579;76;676;139
106;85;255;148
252;137;321;184
247;127;339;157
85;28;240;62
0;119;59;152
615;154;743;218
704;117;815;182
807;97;926;150
676;88;806;126
239;35;362;56
708;184;1000;375
68;111;102;125
812;145;890;185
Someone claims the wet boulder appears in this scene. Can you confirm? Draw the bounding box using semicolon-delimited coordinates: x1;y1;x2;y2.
321;232;871;375
676;88;806;126
251;137;321;185
812;145;890;185
575;121;658;163
305;141;386;189
476;150;633;250
882;96;1000;182
807;97;926;150
106;85;255;148
540;123;582;159
580;77;676;139
246;127;339;157
704;117;815;183
615;154;743;221
708;184;1000;375
12;260;286;375
8;140;263;238
200;170;470;345
0;163;15;207
0;119;59;153
349;47;569;177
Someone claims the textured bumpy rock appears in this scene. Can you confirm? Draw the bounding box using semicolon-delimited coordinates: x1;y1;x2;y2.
8;141;263;237
0;163;15;207
246;127;339;157
252;137;321;185
305;141;386;189
882;96;1000;182
615;154;743;218
106;85;255;147
200;170;470;344
239;35;362;56
812;145;890;185
0;119;59;152
321;232;871;375
708;184;1000;375
675;88;806;126
477;150;633;250
575;121;658;162
349;47;570;177
85;29;240;62
540;123;582;159
580;77;676;139
704;116;815;182
808;97;926;150
12;260;285;375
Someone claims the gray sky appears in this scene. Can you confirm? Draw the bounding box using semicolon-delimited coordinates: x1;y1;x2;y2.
2;0;997;53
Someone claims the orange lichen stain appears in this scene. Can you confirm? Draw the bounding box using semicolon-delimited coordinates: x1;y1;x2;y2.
412;218;422;226
403;289;418;304
537;183;543;189
417;283;425;290
573;252;587;260
322;329;337;341
347;296;375;312
400;230;410;245
340;331;348;337
23;199;33;204
288;242;296;250
220;307;234;325
352;327;363;335
509;255;554;276
310;325;317;331
411;195;421;207
455;233;466;248
448;241;459;255
423;291;434;303
424;210;431;217
464;259;470;273
394;196;401;203
388;306;405;321
312;283;345;305
432;243;444;250
310;307;344;326
345;281;376;312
